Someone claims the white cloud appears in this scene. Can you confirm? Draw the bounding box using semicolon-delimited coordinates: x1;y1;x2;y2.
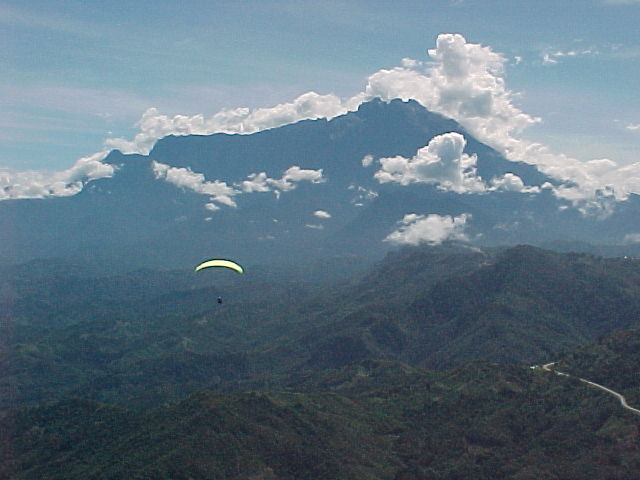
104;34;620;210
361;154;374;167
490;173;540;193
361;33;640;209
269;166;325;192
0;151;115;200
364;33;538;153
348;184;378;206
153;161;325;208
384;213;471;246
105;91;365;156
314;210;332;219
305;224;324;230
627;123;640;131
152;161;240;208
239;166;325;198
540;48;598;65
623;233;640;243
3;33;635;211
239;172;272;193
375;132;485;193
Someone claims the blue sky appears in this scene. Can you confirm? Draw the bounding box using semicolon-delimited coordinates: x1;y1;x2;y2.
1;0;639;174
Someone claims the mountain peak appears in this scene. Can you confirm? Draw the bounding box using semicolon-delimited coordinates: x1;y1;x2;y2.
2;99;640;269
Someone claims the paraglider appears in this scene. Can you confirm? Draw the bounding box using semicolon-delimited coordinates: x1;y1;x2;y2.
194;259;244;304
194;259;244;274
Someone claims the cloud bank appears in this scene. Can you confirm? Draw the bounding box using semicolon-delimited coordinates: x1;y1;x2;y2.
0;151;114;200
106;91;365;156
385;213;471;246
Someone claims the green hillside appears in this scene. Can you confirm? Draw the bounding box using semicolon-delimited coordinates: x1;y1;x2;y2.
3;245;640;410
2;360;639;479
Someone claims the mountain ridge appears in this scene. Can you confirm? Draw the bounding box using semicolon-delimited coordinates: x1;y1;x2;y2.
5;99;638;270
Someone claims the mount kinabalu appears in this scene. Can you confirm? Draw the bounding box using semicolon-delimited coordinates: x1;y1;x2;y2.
1;99;639;268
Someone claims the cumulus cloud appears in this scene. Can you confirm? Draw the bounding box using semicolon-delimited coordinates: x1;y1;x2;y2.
239;166;325;199
627;123;640;131
375;132;485;193
490;173;540;193
0;151;115;200
268;166;325;192
4;33;635;211
364;34;538;153
361;154;374;167
103;33;625;209
360;33;640;209
314;210;332;219
347;184;379;206
152;161;239;208
152;161;326;208
385;213;471;246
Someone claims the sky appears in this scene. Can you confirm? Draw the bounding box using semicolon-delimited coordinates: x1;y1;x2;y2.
1;0;639;201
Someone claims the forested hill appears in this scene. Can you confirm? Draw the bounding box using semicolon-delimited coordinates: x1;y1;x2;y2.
3;245;640;411
2;359;640;480
3;245;640;478
557;328;640;408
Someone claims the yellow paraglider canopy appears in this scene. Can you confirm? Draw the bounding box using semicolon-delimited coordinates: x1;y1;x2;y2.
194;259;244;274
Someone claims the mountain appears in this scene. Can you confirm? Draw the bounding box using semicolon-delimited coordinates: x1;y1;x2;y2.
4;244;640;477
557;328;640;408
2;99;639;270
257;245;640;378
4;244;640;411
3;359;640;480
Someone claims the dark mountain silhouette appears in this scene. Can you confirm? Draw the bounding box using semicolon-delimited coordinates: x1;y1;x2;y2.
2;99;638;270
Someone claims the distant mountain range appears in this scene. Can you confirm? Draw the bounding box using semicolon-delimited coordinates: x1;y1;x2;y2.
2;99;640;270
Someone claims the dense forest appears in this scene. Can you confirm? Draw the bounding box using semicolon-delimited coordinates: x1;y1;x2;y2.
2;244;640;478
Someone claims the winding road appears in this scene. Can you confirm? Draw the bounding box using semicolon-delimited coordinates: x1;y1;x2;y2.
538;362;640;417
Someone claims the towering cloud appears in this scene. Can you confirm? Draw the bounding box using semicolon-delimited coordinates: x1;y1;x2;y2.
374;132;485;193
362;33;640;206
